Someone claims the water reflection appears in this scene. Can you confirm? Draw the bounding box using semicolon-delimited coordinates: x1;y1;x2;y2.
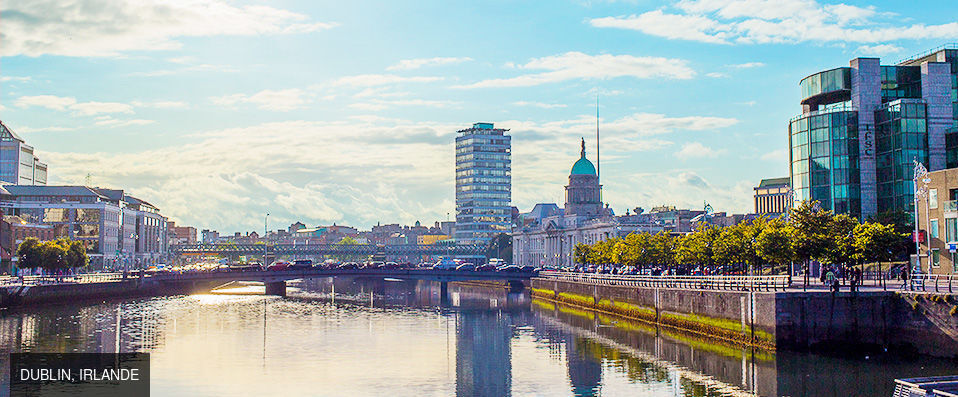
0;278;954;396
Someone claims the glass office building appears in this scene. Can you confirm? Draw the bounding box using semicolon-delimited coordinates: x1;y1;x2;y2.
789;46;957;219
0;120;48;186
455;122;511;245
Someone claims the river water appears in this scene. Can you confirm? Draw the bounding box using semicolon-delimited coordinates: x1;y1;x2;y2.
0;278;954;396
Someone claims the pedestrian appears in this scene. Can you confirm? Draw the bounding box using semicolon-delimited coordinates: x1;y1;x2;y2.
825;267;838;293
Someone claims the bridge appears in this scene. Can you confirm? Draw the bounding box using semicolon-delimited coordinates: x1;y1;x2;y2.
169;243;488;261
148;268;538;296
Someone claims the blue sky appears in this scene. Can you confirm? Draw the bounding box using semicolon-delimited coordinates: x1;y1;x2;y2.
2;0;957;233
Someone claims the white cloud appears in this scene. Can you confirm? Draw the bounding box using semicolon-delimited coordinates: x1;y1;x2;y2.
603;113;738;135
676;142;724;158
69;102;135;116
386;57;473;71
16;95;137;115
728;62;765;68
16;126;75;133
512;101;568;109
857;44;903;55
15;95;77;111
706;72;729;78
94;117;155;127
1;76;31;82
348;99;458;111
455;52;695;88
2;0;337;57
590;1;958;45
331;74;444;87
211;89;311;111
131;100;189;109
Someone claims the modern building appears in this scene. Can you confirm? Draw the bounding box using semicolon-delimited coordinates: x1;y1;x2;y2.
0;120;48;186
455;122;511;246
511;140;668;267
0;185;168;268
201;229;220;244
754;177;791;217
789;45;957;220
917;167;958;274
417;234;450;245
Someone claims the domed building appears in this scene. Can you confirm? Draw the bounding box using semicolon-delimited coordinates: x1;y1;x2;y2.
511;139;666;267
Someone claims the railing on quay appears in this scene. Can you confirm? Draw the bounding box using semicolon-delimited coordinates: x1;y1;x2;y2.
0;273;126;287
908;274;958;294
537;271;792;292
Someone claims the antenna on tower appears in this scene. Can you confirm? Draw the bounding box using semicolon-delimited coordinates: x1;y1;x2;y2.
596;94;600;182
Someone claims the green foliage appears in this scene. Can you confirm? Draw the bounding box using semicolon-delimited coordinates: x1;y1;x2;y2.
16;238;88;272
568;199;903;273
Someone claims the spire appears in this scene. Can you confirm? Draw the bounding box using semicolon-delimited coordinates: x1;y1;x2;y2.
580;137;586;158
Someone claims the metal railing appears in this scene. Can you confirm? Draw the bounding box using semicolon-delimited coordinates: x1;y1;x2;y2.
908;274;958;293
538;272;792;292
0;273;127;287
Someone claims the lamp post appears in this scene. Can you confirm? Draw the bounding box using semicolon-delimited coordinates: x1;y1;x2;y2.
913;160;930;285
264;213;270;266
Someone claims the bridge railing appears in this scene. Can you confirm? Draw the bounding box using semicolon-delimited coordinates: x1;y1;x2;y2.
908;274;958;293
0;273;127;286
537;272;792;292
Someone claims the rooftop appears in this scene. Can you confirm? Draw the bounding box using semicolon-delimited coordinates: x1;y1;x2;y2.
757;177;790;188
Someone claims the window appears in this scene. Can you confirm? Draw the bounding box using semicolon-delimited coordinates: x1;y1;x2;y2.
947;218;957;242
931;219;940;239
930;189;939;209
932;249;941;268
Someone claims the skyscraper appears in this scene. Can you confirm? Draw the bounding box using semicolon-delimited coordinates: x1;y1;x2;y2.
788;45;957;219
455;122;511;245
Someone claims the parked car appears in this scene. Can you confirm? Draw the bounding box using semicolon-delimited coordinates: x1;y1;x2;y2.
267;261;290;271
290;260;313;270
476;264;496;272
497;265;521;273
519;265;536;273
456;264;477;271
338;262;359;270
383;262;401;269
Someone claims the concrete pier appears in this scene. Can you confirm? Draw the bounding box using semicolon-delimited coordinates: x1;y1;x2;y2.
531;278;958;357
264;281;287;297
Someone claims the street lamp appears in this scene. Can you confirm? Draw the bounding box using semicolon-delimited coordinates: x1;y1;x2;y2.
264;213;270;265
913;160;930;284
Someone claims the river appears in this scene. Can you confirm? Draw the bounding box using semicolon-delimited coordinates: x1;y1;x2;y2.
0;278;953;396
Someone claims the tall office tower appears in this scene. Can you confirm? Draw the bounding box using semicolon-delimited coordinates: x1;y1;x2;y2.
789;45;957;219
0;120;48;186
455;122;511;246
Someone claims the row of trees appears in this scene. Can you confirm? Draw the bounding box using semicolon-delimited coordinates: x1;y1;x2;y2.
16;237;89;272
573;201;907;274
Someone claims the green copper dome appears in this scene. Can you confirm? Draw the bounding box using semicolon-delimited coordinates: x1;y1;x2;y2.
570;137;597;176
571;158;596;175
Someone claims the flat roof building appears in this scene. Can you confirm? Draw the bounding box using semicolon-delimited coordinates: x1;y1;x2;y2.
754;177;790;218
789;45;957;220
0;120;48;186
455;122;511;246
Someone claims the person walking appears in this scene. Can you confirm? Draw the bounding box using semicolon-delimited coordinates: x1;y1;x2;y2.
825;267;838;293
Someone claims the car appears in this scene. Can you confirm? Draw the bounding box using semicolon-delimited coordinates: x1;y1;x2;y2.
383;262;401;269
363;262;384;269
497;265;521;273
337;263;359;270
290;260;313;270
267;262;290;271
228;264;262;272
519;265;536;273
456;264;476;271
475;264;496;272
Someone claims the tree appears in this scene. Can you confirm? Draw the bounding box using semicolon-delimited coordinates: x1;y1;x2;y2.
333;236;361;261
868;210;913;261
823;214;859;268
755;217;792;273
37;240;68;273
788;200;833;284
64;240;89;268
16;237;41;270
854;221;903;289
573;243;591;265
649;231;675;267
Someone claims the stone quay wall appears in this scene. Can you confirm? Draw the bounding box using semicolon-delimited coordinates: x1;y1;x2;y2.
530;278;958;357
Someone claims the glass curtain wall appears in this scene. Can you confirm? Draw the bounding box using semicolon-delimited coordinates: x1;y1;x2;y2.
876;100;928;213
789;110;861;216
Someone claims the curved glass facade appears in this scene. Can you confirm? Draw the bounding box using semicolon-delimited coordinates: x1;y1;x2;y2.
789;110;861;215
800;68;851;103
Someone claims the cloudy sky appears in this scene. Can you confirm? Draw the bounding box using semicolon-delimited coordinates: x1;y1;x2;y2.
2;0;957;233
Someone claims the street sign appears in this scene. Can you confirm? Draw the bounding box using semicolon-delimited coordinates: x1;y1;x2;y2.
948;242;958;253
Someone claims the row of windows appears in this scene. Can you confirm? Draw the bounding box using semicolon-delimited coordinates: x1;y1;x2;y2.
455;153;510;162
456;169;509;177
455;146;510;154
456;184;510;192
455;161;510;170
456;176;509;185
457;191;510;200
456;200;511;208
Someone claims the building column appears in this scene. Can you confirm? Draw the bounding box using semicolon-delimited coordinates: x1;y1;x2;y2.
922;62;954;171
850;57;880;217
